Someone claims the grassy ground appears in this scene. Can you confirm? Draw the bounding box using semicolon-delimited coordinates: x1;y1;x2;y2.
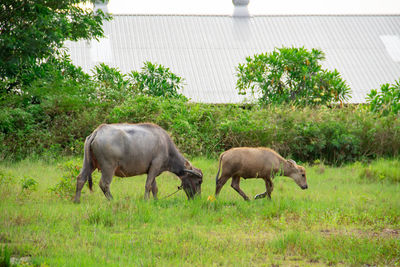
0;157;399;266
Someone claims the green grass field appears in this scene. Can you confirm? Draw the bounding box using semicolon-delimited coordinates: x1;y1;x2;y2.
1;157;399;266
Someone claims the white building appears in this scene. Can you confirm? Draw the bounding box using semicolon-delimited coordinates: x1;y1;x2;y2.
65;1;400;103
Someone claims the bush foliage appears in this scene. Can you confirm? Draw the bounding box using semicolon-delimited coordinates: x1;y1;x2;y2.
0;56;398;165
236;47;351;106
367;78;400;116
2;92;399;165
109;98;400;164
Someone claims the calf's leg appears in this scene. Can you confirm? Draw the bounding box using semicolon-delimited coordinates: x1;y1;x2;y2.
255;178;274;200
266;178;274;198
231;176;250;201
215;174;230;197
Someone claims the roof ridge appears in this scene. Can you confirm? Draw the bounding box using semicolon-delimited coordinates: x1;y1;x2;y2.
110;13;400;18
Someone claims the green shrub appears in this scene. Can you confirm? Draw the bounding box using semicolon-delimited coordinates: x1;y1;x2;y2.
92;63;130;103
0;59;190;160
49;160;81;199
367;79;400;116
236;47;351;106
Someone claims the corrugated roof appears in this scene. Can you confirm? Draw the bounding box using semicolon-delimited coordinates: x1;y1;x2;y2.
65;15;400;103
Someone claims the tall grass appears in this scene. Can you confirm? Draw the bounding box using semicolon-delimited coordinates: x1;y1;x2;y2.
0;157;399;266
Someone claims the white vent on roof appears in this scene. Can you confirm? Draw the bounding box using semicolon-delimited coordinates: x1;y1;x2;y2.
94;0;109;13
233;0;250;18
380;35;400;62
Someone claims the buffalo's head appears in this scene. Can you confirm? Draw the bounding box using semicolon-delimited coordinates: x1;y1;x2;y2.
180;166;203;199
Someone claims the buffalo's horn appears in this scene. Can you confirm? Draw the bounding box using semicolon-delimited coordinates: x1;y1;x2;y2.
183;169;202;178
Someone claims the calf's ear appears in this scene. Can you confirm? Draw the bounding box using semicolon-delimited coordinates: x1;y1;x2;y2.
287;159;297;166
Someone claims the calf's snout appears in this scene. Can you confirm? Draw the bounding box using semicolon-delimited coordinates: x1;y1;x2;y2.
301;185;308;190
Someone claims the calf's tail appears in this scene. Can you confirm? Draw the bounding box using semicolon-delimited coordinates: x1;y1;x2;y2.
80;131;98;191
215;152;224;185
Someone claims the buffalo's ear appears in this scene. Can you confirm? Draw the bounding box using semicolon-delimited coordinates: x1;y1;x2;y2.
184;160;192;169
183;169;203;178
287;159;297;167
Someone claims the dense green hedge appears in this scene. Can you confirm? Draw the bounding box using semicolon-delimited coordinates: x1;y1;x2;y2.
1;95;399;164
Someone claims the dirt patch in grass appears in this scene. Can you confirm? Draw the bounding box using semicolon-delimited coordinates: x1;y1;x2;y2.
320;228;400;238
315;166;325;174
10;256;32;266
0;233;11;243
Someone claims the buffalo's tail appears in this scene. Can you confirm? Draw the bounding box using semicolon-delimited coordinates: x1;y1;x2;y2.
215;152;224;185
80;131;98;191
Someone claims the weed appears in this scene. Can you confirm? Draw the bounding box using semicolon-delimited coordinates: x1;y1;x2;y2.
87;208;114;227
0;246;12;267
20;176;38;191
359;159;400;183
0;169;15;186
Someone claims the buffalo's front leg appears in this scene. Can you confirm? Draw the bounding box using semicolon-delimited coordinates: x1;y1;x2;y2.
144;166;160;200
99;167;114;200
151;179;158;200
231;176;250;201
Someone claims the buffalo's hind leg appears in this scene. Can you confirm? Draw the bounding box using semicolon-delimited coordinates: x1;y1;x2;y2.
74;167;94;203
231;176;250;201
99;167;114;200
74;173;87;203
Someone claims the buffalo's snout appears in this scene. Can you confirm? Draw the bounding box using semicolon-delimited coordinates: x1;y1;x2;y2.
181;176;202;200
181;167;203;200
301;184;308;190
182;185;200;200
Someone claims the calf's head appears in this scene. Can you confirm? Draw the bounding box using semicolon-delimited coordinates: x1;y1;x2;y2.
180;163;203;199
286;159;308;190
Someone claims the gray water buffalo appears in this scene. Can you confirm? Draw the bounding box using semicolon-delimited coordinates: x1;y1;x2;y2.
74;123;203;203
215;147;307;200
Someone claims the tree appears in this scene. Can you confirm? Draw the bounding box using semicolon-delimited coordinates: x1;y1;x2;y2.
236;47;351;106
129;62;186;99
0;0;111;87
